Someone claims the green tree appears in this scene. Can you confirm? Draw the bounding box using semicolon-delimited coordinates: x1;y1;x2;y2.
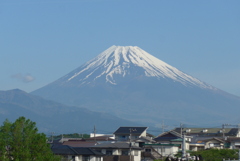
191;148;238;161
0;117;60;161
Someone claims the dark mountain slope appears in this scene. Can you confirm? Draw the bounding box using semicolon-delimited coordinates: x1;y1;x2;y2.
0;89;142;133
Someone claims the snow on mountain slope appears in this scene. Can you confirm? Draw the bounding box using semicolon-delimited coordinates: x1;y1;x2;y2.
31;45;240;127
62;46;214;89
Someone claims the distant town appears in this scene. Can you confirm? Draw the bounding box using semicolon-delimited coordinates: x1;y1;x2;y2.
50;125;240;161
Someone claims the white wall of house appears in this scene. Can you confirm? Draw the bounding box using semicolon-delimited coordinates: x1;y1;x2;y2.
90;133;114;139
229;142;240;149
63;155;102;161
189;144;205;151
162;146;179;157
205;140;224;149
76;156;81;161
150;146;179;157
140;131;147;137
90;156;102;161
115;130;147;141
236;131;240;137
63;155;79;161
64;155;81;161
131;150;141;161
99;148;141;161
112;149;119;155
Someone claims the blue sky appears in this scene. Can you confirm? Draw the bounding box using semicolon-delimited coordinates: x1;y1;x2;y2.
1;0;240;96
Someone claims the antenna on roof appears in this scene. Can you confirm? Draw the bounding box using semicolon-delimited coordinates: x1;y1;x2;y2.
161;120;167;134
61;134;64;143
94;125;96;142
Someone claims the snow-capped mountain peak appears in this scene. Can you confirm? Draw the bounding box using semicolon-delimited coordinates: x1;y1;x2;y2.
64;45;213;89
31;45;240;128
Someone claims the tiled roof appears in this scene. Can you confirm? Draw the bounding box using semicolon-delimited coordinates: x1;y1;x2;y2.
63;141;97;147
85;136;115;141
201;137;224;143
51;145;103;156
154;130;182;142
114;127;148;135
134;136;155;143
173;128;239;136
92;142;142;150
226;137;240;142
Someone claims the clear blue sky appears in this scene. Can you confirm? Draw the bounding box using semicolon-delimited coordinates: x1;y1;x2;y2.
1;0;240;96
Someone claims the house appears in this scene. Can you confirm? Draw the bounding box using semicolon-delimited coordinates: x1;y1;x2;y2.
202;137;225;149
173;127;240;151
156;127;240;152
114;127;148;141
86;134;115;144
51;138;98;148
62;140;98;148
143;143;178;160
223;137;240;149
173;127;240;137
154;130;183;143
92;142;142;161
51;145;104;161
133;136;156;148
89;133;115;140
152;130;189;157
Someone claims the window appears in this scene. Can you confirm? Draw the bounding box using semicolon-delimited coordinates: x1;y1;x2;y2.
122;150;129;155
72;156;75;161
106;150;113;155
96;157;101;161
209;143;214;147
145;149;151;152
82;156;90;161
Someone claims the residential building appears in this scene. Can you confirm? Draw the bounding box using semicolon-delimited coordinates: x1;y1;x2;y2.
114;127;148;141
173;127;240;138
51;145;104;161
92;142;142;161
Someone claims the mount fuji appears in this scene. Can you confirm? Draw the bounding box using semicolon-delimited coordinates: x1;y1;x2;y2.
32;46;240;127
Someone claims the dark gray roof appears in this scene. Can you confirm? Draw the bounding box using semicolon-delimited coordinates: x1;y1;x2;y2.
114;127;148;135
173;128;239;136
92;142;141;150
134;136;156;143
200;137;224;143
154;130;182;142
226;137;240;142
51;145;103;156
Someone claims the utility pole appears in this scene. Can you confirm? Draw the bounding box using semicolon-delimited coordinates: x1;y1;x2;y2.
180;123;183;138
61;134;64;143
238;124;240;137
129;128;136;161
51;132;55;143
239;148;240;161
182;133;186;159
222;124;225;139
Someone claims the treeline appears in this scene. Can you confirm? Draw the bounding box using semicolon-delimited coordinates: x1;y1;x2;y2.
191;149;239;161
50;133;90;140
